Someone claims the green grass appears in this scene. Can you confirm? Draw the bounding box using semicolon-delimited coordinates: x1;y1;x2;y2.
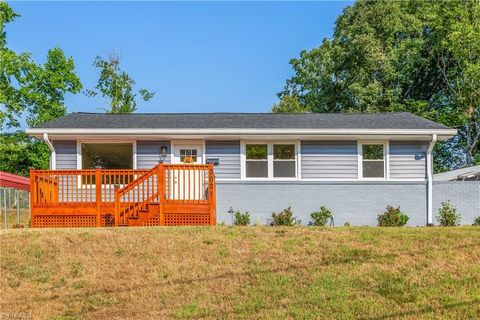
0;208;30;229
1;226;479;319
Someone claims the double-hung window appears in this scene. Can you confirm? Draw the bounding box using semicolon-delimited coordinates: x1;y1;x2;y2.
273;144;296;177
244;143;297;179
360;143;386;178
246;144;268;178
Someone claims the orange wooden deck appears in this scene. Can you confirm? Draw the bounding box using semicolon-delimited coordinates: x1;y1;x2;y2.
30;164;216;228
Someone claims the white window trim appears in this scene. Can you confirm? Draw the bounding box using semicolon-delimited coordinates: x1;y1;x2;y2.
240;140;300;180
358;140;389;181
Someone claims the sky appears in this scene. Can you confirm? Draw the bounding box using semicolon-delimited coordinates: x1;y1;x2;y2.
7;1;350;118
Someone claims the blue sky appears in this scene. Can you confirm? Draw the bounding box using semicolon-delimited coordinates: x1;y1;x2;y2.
8;1;350;116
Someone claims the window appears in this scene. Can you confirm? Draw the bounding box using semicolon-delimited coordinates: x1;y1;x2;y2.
180;149;198;163
81;143;133;184
246;144;268;178
273;144;296;178
361;143;385;178
82;143;133;169
244;142;297;179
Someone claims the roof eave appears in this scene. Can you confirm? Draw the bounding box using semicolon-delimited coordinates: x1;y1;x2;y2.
26;128;457;141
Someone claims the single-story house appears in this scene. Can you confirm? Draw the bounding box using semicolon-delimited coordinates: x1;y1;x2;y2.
26;112;457;227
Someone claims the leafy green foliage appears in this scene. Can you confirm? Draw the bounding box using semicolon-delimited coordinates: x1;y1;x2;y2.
276;0;480;170
233;211;250;226
0;3;82;175
0;133;49;176
473;216;480;227
271;95;305;113
271;207;300;226
85;53;154;113
310;206;333;226
436;201;461;227
377;206;409;227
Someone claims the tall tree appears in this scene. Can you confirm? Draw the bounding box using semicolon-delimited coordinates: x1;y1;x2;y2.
0;3;82;176
276;0;480;171
86;53;154;113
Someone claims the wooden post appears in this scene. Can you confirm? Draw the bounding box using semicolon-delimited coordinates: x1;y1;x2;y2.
95;169;101;227
114;185;120;227
29;169;35;228
158;164;165;226
209;163;216;226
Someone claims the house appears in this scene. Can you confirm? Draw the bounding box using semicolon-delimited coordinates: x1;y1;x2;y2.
434;165;480;181
26;112;457;227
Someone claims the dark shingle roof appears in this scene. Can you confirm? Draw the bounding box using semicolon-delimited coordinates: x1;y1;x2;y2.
34;112;451;130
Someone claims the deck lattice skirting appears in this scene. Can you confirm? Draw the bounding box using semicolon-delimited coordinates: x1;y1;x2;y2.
30;164;216;228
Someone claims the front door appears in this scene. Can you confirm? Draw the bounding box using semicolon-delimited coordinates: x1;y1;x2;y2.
171;142;204;200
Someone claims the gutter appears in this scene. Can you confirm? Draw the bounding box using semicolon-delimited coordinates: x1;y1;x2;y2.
43;133;56;170
26;128;458;143
426;133;437;226
26;127;458;136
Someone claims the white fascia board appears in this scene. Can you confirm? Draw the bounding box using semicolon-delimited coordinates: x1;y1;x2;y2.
26;127;458;139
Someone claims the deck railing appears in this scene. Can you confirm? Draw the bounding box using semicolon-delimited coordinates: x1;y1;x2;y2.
30;164;216;227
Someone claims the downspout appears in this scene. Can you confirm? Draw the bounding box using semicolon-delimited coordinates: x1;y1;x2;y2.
43;133;56;170
426;133;437;226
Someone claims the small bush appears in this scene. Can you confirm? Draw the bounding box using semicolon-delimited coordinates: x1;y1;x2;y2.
436;201;461;226
233;211;250;226
344;222;351;227
271;207;300;226
377;206;409;227
310;206;333;226
473;216;480;226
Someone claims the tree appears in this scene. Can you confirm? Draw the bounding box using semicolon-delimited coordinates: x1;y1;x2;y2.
276;0;480;171
85;53;154;113
0;3;82;175
271;95;305;113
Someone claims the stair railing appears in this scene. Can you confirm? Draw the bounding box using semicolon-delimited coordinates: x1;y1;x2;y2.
114;163;162;226
114;163;216;226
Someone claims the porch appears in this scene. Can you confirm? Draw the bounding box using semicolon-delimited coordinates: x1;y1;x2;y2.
30;164;216;227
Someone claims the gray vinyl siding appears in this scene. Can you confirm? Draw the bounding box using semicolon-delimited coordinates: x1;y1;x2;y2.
389;141;427;179
301;141;358;179
54;140;77;169
137;140;171;169
206;140;241;179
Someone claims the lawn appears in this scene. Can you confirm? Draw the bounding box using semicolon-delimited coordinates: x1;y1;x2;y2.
1;208;30;229
1;226;479;320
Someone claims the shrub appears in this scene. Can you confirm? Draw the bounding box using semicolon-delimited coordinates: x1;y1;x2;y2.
233;211;250;226
310;206;333;226
271;207;300;226
344;222;351;227
473;216;480;226
436;201;461;226
377;206;409;227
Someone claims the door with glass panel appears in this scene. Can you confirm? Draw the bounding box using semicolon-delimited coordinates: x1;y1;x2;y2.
171;143;204;200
